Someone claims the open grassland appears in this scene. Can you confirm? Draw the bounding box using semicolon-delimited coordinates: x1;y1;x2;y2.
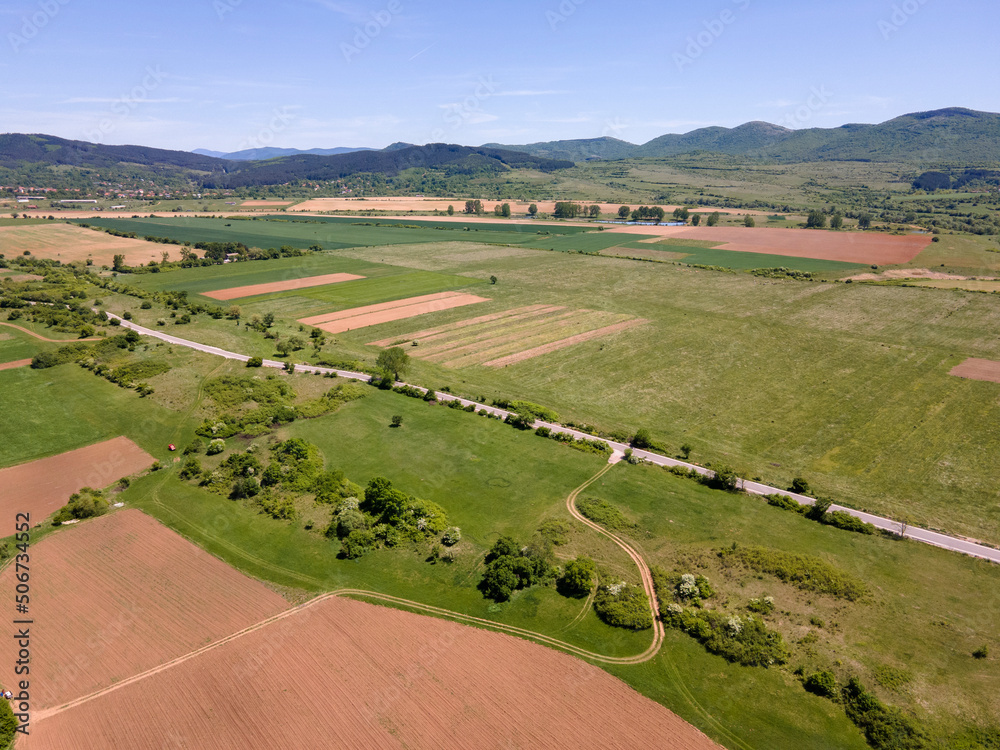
591;463;1000;746
26;596;720;750
0;510;290;711
906;235;1000;275
321;241;1000;544
0;326;45;364
0;223;166;266
117;388;971;749
0;437;152;521
906;278;1000;292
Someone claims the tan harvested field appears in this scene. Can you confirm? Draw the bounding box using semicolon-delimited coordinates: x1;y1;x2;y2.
949;358;1000;384
605;225;931;264
845;268;998;282
27;596;719;750
602;246;692;261
0;358;32;371
906;279;1000;292
0;224;169;266
0;437;154;521
202;272;366;300
240;200;291;206
300;292;490;334
372;305;644;369
0;510;290;711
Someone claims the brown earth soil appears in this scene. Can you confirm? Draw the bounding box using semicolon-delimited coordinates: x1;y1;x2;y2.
0;510;290;711
202;272;366;300
604;226;931;264
0;437;154;522
0;224;170;267
300;292;490;334
25;595;719;750
0;358;32;371
485;319;648;368
949;358;1000;384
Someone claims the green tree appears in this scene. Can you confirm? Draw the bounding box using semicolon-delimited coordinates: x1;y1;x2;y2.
226;305;241;321
262;311;275;328
490;275;498;285
707;211;721;226
481;557;518;601
112;254;127;272
680;443;693;460
588;204;601;218
744;214;756;228
375;346;410;379
494;204;503;217
501;203;511;218
528;203;538;216
691;213;702;226
830;213;844;230
488;535;520;561
0;698;18;746
858;213;873;229
631;428;653;449
673;207;690;221
560;556;596;596
275;339;292;357
806;209;827;228
447;204;454;215
391;415;403;428
618;205;631;220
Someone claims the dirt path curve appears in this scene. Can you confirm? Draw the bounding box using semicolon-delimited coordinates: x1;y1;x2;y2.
565;462;665;655
0;320;100;342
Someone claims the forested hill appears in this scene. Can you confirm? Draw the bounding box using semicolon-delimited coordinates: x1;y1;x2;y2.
202;144;575;188
488;108;1000;164
0;133;227;171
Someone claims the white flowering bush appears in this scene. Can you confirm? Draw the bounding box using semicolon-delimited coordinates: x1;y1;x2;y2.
207;438;226;455
726;615;743;636
442;527;461;546
678;573;700;599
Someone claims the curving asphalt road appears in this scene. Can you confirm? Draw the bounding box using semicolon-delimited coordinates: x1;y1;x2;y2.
108;314;1000;566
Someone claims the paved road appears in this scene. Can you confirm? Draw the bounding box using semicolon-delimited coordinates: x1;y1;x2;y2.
110;315;1000;565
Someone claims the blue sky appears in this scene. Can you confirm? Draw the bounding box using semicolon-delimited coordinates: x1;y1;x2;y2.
2;0;998;151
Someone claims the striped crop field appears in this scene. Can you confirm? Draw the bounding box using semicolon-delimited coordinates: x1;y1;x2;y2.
370;305;647;368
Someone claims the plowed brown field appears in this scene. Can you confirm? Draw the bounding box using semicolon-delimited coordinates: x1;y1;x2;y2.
950;358;1000;384
202;272;366;300
606;225;930;264
26;596;719;750
0;224;169;266
0;437;154;521
0;510;289;711
300;292;490;334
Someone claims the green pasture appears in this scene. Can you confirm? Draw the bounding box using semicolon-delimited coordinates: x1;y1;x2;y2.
0;326;45;364
669;246;863;272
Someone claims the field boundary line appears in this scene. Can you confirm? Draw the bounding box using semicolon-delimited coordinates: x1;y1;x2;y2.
105;314;1000;565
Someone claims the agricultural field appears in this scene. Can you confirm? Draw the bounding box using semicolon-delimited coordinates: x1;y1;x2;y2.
950;357;1000;384
0;223;166;266
25;595;719;750
300;291;491;334
0;437;152;520
202;271;366;300
0;510;291;711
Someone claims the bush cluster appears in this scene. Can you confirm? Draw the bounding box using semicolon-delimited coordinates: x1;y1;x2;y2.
663;606;789;667
841;678;926;750
593;583;653;630
480;535;553;602
576;497;637;533
52;488;108;525
717;545;867;601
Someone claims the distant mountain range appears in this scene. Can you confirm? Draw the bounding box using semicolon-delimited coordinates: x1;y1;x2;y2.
484;108;1000;163
1;108;998;190
192;146;374;161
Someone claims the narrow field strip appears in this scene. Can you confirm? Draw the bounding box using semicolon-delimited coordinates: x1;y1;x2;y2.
485;319;648;368
299;291;464;326
437;312;631;368
311;294;491;334
202;272;366;300
396;306;569;350
418;310;594;361
367;304;553;346
436;313;630;368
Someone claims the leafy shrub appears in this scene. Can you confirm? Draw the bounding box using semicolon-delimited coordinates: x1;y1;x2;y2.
790;477;811;494
767;493;806;512
823;510;877;535
535;426;551;438
594;583;653;630
804;670;838;699
559;557;596;596
480;535;553;602
631;428;653;449
207;438;226;455
718;545;867;601
973;645;989;660
341;529;376;559
0;699;17;747
665;607;789;667
230;477;260;500
442;527;461;546
841;677;926;750
256;492;295;520
52;489;108;524
335;508;367;539
246;356;263;368
178;457;203;480
509;400;559;422
183;438;204;455
537;519;573;546
576;497;637;533
747;596;775;615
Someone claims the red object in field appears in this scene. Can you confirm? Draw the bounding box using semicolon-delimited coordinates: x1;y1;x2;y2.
168;444;176;451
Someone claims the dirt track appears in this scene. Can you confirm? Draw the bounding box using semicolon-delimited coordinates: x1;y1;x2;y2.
0;358;31;371
0;321;100;342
